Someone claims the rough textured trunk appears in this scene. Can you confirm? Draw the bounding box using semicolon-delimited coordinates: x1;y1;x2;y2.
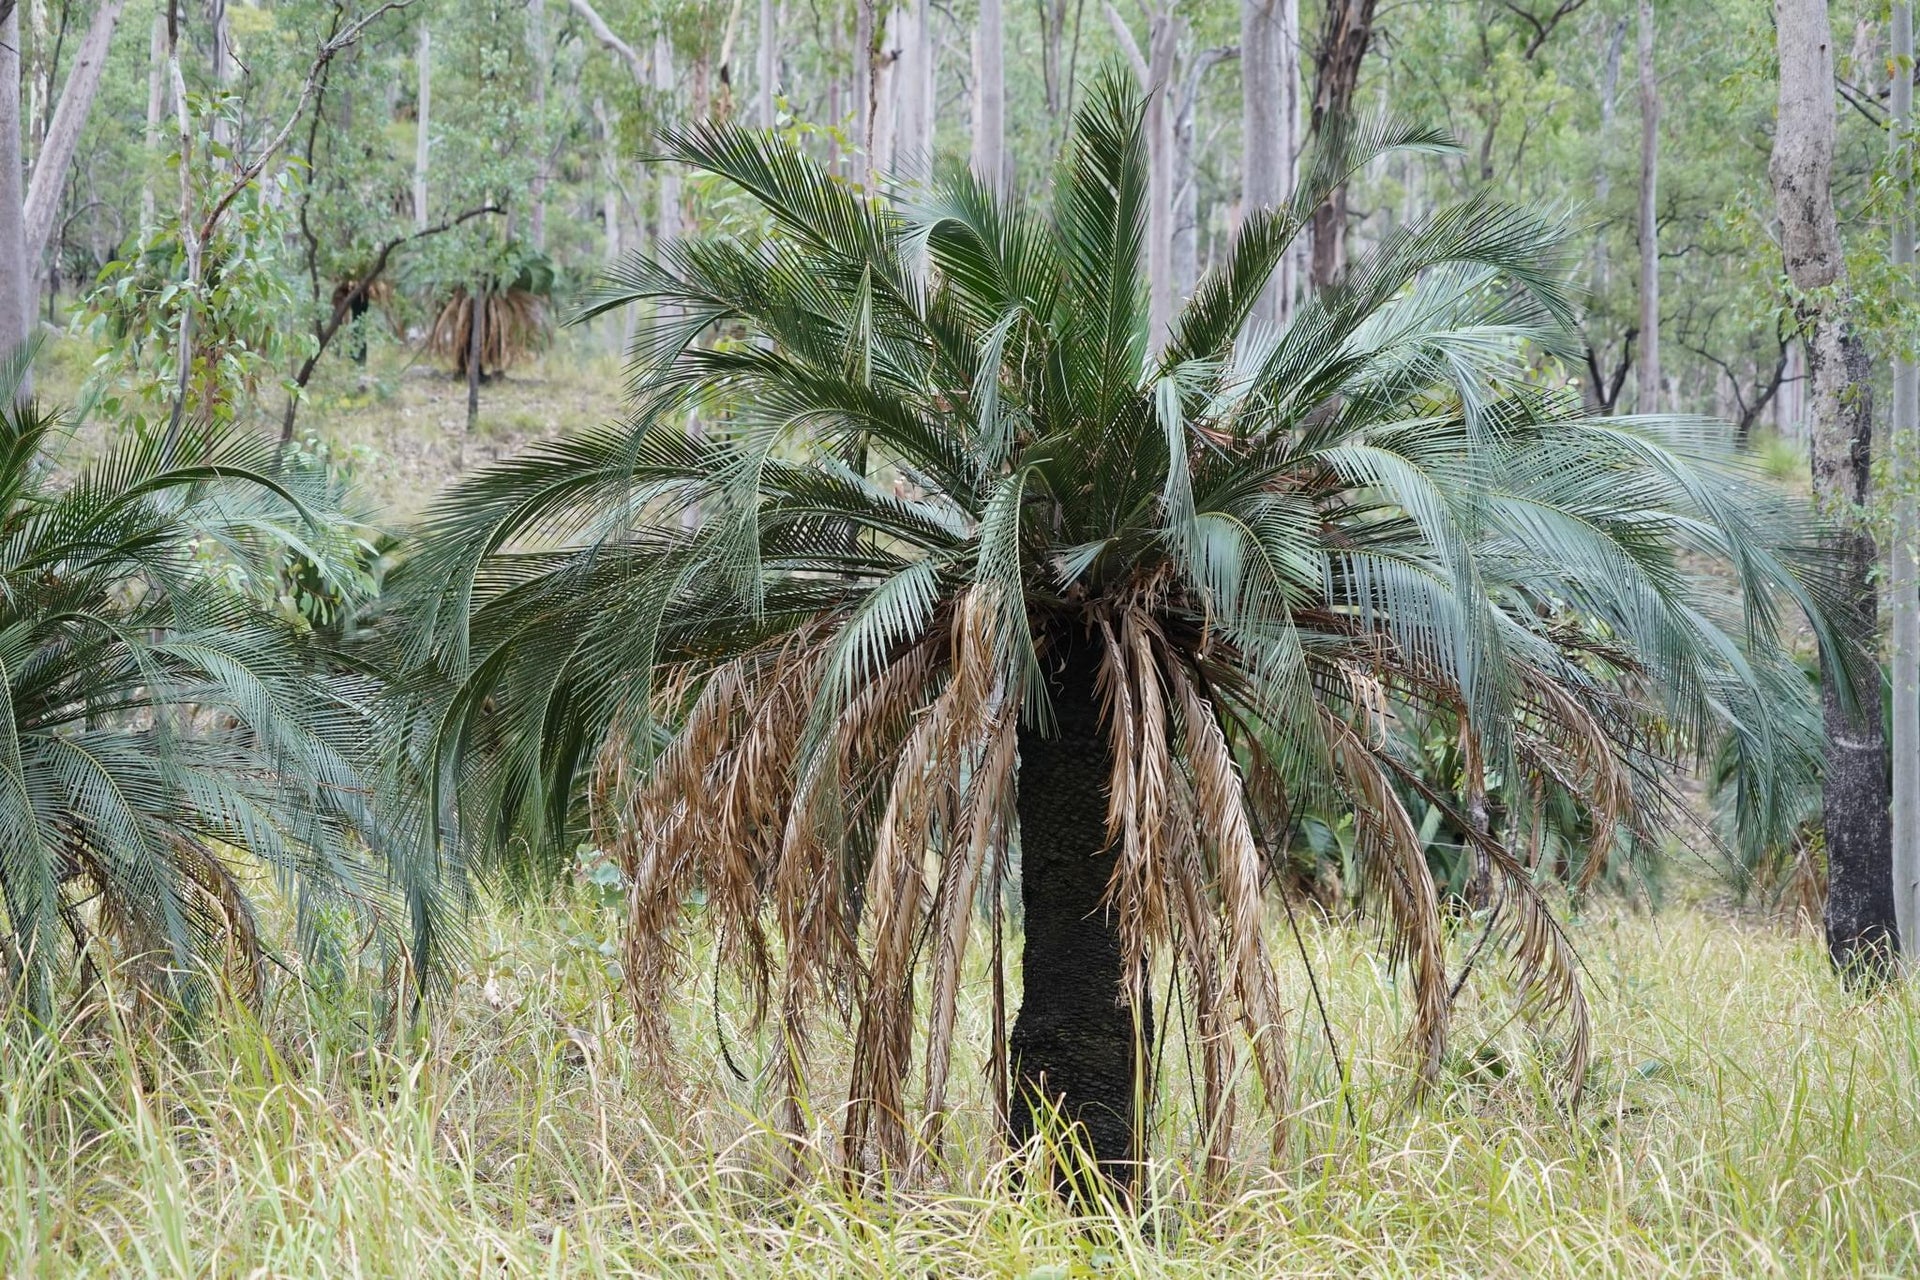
1012;638;1151;1189
972;0;1004;194
1635;0;1659;412
1309;0;1377;291
0;10;35;375
22;0;123;271
855;0;876;182
413;24;430;231
1770;0;1899;978
1891;2;1920;964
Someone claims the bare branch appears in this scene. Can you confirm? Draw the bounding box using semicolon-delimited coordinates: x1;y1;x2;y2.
568;0;648;83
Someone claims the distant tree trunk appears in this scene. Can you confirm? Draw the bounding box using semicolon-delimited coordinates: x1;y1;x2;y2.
1585;16;1628;411
1174;46;1234;302
1240;0;1297;325
1011;636;1151;1191
209;0;235;154
757;0;777;126
1309;0;1377;291
1890;2;1920;965
142;10;164;227
23;0;125;270
465;289;485;436
1635;0;1659;413
972;0;1004;194
1770;0;1900;978
413;23;430;231
593;96;621;263
1107;3;1179;350
529;0;549;251
0;9;35;383
855;0;876;182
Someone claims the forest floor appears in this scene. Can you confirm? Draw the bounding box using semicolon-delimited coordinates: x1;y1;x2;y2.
3;881;1917;1278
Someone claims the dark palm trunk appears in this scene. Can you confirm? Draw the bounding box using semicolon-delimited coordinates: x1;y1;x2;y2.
1011;636;1151;1190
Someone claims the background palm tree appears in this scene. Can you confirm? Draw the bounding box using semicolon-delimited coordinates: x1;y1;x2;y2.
393;79;1845;1182
0;355;407;1024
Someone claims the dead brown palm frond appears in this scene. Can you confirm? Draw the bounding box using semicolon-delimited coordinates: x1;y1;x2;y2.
1323;713;1450;1087
424;287;551;377
1380;755;1592;1097
1165;659;1291;1151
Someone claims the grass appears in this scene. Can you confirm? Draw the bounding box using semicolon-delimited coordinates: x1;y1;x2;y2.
3;885;1918;1278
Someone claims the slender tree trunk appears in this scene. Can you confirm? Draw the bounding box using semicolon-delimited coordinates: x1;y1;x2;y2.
1635;0;1660;413
23;0;125;270
1891;2;1920;965
653;35;680;246
1242;0;1283;324
757;0;777;126
142;10;164;227
1770;0;1900;978
465;289;484;436
529;0;548;251
855;0;875;183
972;0;1004;194
0;9;35;381
413;24;430;231
1309;0;1378;291
1012;637;1151;1191
209;0;235;153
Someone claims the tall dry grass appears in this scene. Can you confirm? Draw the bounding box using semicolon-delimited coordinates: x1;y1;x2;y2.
3;892;1918;1277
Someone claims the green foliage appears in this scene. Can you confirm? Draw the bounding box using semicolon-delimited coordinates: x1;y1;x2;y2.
0;358;411;1024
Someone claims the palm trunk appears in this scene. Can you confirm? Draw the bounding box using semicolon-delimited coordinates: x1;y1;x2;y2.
1770;0;1899;978
1012;638;1151;1189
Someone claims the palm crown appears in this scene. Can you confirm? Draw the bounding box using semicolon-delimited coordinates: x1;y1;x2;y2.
0;366;399;1023
397;78;1838;1176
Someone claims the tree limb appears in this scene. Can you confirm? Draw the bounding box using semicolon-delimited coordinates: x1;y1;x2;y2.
568;0;648;83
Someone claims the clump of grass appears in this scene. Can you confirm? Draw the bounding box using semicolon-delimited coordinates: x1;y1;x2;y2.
3;899;1917;1277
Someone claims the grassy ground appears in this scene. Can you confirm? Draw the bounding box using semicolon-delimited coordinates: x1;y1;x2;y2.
3;887;1917;1278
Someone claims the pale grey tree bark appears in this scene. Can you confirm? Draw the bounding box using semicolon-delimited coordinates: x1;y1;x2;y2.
1890;2;1920;965
413;23;431;231
1174;46;1234;301
1771;0;1900;977
209;0;236;154
0;9;33;375
1106;2;1178;351
529;0;549;251
1635;0;1659;413
972;0;1004;194
1240;0;1299;326
20;0;124;273
757;0;778;126
142;10;166;227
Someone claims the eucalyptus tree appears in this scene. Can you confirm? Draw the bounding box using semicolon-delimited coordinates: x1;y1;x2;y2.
394;79;1843;1183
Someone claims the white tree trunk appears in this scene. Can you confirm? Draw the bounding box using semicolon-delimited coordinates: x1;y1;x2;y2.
210;0;236;154
855;0;876;183
1635;0;1659;413
1890;2;1920;964
1144;14;1177;350
873;8;899;179
757;0;778;126
22;0;125;271
0;10;33;377
972;0;1004;194
653;35;681;248
142;11;165;228
414;24;431;231
1241;0;1290;326
529;0;549;251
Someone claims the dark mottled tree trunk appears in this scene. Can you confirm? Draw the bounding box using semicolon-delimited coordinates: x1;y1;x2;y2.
1307;0;1377;291
1012;637;1151;1190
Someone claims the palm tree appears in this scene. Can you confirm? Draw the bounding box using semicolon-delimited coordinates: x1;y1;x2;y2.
0;356;404;1024
394;79;1841;1181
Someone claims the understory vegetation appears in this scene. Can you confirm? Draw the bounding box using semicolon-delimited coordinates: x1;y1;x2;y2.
3;898;1916;1278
